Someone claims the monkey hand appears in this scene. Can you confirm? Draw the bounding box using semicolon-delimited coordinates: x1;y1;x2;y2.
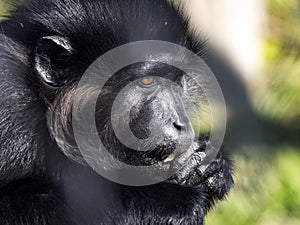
170;146;234;200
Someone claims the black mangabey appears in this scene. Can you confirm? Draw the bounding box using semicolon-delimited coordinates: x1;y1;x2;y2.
0;0;233;224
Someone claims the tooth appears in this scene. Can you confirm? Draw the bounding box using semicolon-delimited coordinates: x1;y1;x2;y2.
163;153;175;163
192;142;200;151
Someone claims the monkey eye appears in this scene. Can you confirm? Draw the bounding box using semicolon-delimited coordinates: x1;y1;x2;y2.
140;77;155;87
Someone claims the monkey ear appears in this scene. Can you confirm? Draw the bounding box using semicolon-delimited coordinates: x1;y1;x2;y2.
34;36;75;87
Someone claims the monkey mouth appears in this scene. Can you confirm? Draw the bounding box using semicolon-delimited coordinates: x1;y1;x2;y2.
162;153;176;163
140;140;208;187
144;141;177;163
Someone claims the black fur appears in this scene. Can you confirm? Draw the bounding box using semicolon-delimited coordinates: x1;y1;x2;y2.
0;0;233;224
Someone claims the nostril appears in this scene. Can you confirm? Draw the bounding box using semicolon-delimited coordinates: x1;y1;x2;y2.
173;121;185;131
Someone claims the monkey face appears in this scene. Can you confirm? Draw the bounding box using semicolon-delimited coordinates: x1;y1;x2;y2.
95;63;199;167
33;35;211;186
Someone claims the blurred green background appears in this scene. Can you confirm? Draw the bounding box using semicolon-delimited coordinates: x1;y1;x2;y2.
1;0;300;225
207;1;300;224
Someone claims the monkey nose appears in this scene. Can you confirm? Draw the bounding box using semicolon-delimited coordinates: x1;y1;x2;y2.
173;120;185;131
